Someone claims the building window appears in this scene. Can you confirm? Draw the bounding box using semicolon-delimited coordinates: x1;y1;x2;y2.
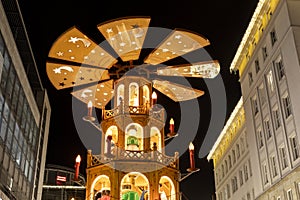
244;164;249;181
255;59;260;74
248;72;253;85
282;95;292;118
259;84;266;105
279;147;288;169
264;119;272;139
290;136;300;161
232;150;236;164
262;46;268;61
275;56;285;81
266;70;274;93
247;193;251;200
273;108;281;130
222;164;225;177
257;129;264;148
252;98;259;115
270;28;277;46
232;176;238;193
225;160;228;174
228;155;232;169
277;196;281;200
236;144;240;159
262;164;269;184
287;189;293;200
270;156;278;177
226;184;231;199
239;170;244;186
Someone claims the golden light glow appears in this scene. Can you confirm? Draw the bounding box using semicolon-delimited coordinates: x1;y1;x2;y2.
76;155;81;163
229;0;279;75
169;118;174;125
189;142;194;151
144;29;210;65
207;97;245;165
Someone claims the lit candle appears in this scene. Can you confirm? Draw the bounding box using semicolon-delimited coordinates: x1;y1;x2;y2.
169;118;174;133
74;155;81;181
106;135;112;155
189;142;195;170
87;100;93;117
151;91;157;106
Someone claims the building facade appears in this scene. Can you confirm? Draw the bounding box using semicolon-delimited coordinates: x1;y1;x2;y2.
0;0;51;200
42;164;85;200
209;0;300;199
208;98;255;200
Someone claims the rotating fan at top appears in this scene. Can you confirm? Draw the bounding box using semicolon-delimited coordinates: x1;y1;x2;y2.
46;16;220;109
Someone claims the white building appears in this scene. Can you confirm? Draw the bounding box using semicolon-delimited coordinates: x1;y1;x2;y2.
208;0;300;199
0;0;51;199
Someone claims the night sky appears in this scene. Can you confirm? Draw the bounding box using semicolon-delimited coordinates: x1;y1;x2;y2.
18;0;258;199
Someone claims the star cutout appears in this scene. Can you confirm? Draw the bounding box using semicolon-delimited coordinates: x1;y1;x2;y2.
56;51;64;56
59;82;65;87
53;68;61;74
175;35;182;39
120;42;126;47
68;37;79;43
106;28;113;33
79;77;84;80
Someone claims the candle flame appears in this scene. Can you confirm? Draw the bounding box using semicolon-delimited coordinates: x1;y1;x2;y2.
169;118;174;124
189;142;194;150
76;155;81;163
87;100;93;108
151;91;157;99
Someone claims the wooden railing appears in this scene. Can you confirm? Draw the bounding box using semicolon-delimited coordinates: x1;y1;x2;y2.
103;104;164;121
88;148;178;169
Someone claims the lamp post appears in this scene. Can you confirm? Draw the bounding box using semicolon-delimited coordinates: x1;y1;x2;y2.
82;100;95;121
74;155;81;181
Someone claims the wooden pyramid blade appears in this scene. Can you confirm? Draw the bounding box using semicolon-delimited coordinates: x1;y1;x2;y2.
97;16;151;62
71;79;114;108
152;79;204;102
46;62;110;90
157;60;220;79
48;26;117;68
144;29;210;65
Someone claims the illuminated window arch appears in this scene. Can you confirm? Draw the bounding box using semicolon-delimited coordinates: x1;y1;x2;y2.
117;84;125;106
142;85;150;105
129;83;139;106
125;123;143;151
120;172;149;200
90;175;111;200
150;127;162;152
104;126;118;154
159;176;176;200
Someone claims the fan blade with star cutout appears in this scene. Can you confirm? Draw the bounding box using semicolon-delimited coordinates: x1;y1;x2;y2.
156;60;220;79
46;62;110;89
144;29;210;65
152;79;204;102
71;79;114;108
97;16;151;62
48;26;118;68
